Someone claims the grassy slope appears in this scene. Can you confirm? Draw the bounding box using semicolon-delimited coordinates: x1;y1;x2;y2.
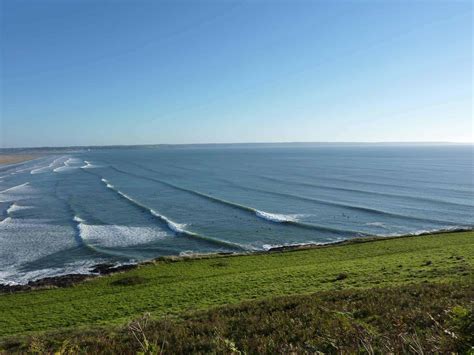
0;231;472;338
4;282;472;353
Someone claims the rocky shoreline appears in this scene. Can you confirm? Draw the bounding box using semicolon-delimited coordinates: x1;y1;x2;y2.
1;228;471;294
0;264;138;293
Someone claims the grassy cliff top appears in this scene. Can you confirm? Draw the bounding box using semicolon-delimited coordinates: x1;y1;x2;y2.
0;231;472;338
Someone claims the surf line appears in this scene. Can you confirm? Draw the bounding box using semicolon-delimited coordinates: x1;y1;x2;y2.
72;215;138;259
0;182;29;194
222;179;460;227
53;179;132;259
0;202;15;223
256;175;473;209
107;165;362;236
268;172;470;196
31;156;65;174
96;176;246;251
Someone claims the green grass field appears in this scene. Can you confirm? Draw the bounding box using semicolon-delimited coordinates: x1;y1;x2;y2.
0;231;472;341
3;281;471;353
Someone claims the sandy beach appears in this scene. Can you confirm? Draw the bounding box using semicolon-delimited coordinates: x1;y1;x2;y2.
0;154;37;165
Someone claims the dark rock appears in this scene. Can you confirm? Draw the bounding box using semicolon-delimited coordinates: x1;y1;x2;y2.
334;273;348;281
90;263;117;274
0;274;92;293
29;274;90;287
0;263;139;293
91;263;138;275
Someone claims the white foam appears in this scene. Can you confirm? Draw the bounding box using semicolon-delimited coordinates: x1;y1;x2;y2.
31;156;65;174
31;162;54;174
0;218;78;270
0;183;36;203
102;178;114;189
255;210;299;223
30;166;50;174
73;215;85;223
150;209;187;234
65;158;78;166
76;220;167;247
0;182;29;194
365;222;387;228
101;177;191;236
102;179;142;204
53;165;77;173
81;160;101;169
0;186;44;208
52;156;84;173
12;166;34;174
0;217;11;224
371;225;473;239
6;203;33;214
261;237;345;251
0;259;103;286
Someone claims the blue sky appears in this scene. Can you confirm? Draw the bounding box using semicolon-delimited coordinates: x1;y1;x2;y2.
1;0;472;148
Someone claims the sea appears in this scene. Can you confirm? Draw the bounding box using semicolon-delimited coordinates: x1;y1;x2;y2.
0;143;472;285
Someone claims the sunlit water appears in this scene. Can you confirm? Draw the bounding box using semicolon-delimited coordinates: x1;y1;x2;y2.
1;144;472;284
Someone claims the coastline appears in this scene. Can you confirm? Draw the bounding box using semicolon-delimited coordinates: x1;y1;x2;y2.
0;154;39;166
2;226;471;293
1;229;471;343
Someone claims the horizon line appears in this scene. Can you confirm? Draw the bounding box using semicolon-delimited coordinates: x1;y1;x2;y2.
1;140;473;151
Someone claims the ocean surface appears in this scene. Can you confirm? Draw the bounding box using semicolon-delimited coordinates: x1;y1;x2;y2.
0;144;473;285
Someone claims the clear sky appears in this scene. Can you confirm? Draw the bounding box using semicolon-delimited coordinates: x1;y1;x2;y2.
1;0;472;148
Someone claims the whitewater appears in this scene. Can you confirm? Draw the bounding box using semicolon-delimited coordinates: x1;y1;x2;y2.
0;144;472;285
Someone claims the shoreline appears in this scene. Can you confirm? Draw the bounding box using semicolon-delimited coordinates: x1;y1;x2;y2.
0;154;39;166
1;227;471;293
0;229;471;342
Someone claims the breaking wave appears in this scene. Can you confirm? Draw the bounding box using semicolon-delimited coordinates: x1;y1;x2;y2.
0;182;29;194
375;225;474;237
224;182;461;226
72;215;134;258
100;177;246;251
255;210;299;223
6;203;33;214
104;166;368;236
81;160;102;169
261;238;344;251
31;156;66;174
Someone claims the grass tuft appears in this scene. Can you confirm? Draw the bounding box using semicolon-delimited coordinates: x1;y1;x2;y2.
111;276;148;287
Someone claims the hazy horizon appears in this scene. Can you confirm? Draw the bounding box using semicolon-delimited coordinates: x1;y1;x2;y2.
1;140;473;151
1;0;472;147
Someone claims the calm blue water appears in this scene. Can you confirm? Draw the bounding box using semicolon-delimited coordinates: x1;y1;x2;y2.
0;144;473;284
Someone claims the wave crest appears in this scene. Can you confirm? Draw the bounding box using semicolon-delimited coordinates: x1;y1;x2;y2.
97;176;246;251
150;210;186;234
81;161;102;169
255;210;298;223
